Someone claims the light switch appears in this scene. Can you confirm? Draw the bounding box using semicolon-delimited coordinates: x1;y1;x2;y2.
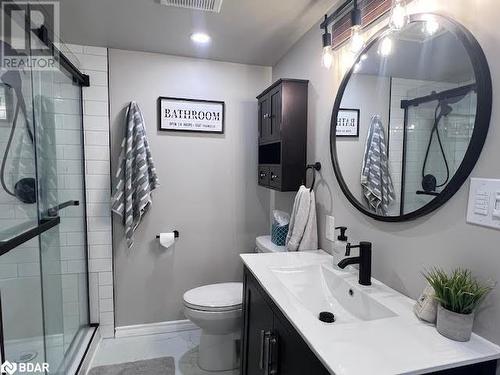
467;178;500;230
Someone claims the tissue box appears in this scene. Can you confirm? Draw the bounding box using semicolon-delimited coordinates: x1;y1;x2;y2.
271;223;289;246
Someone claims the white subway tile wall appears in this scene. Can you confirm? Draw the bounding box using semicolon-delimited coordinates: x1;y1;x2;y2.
67;44;114;338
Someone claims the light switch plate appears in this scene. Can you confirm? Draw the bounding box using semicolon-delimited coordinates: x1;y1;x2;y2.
326;215;335;242
466;178;500;230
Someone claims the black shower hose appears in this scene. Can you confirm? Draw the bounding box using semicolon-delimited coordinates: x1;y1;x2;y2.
421;102;450;189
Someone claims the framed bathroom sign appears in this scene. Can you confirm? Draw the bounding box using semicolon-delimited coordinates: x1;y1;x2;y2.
336;108;359;137
158;97;225;134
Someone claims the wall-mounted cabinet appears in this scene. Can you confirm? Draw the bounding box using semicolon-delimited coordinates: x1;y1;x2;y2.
257;79;308;192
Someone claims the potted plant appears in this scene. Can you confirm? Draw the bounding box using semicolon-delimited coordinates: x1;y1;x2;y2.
423;268;493;342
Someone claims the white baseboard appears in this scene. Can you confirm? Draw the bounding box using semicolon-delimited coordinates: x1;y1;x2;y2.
114;319;198;338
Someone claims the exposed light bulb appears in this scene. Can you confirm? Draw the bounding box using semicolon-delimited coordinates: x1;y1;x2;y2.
378;36;393;57
424;19;440;35
389;0;407;30
360;54;368;61
350;26;364;54
353;62;362;73
322;46;334;69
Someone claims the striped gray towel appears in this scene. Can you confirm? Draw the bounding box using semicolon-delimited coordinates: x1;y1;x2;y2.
361;115;395;215
111;102;159;248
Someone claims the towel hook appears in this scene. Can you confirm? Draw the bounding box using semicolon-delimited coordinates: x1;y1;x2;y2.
304;162;322;192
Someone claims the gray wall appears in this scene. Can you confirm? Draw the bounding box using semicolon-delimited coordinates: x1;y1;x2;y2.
109;49;271;327
272;0;500;359
337;74;391;205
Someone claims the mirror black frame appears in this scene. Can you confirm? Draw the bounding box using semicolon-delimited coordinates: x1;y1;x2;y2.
330;13;492;222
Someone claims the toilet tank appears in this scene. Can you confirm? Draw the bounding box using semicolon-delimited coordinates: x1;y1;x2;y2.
255;235;286;253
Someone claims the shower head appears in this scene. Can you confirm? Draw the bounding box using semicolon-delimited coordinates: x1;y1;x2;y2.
1;70;22;92
0;41;24;93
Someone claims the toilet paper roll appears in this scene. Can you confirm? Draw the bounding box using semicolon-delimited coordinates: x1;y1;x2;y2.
159;232;175;249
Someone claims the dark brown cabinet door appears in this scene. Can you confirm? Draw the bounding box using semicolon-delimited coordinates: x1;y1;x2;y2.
268;166;281;190
258;166;270;187
273;315;329;375
242;277;274;375
268;86;282;142
258;95;270;142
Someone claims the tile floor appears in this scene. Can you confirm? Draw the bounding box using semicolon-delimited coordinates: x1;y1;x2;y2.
90;329;240;375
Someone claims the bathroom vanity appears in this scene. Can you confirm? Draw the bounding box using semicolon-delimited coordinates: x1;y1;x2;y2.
240;252;500;375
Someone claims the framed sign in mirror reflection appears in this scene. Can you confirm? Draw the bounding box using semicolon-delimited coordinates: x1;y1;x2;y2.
336;109;360;137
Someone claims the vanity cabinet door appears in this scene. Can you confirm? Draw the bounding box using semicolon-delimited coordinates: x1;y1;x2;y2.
273;314;330;375
242;273;275;375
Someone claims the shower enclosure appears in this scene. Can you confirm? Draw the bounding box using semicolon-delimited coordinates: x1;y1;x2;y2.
400;84;476;215
0;8;95;375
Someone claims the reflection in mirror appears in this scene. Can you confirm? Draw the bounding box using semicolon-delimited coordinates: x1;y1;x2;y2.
335;18;477;217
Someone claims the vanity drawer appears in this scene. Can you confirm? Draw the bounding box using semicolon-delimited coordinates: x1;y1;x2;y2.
268;166;281;189
258;166;270;186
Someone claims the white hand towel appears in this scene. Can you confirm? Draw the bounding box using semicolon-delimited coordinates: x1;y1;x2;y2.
286;186;318;251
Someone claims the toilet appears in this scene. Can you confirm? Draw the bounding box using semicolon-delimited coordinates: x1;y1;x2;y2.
255;235;286;253
183;236;283;371
183;282;243;371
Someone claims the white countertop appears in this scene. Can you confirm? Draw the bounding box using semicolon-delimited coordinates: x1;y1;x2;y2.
240;251;500;375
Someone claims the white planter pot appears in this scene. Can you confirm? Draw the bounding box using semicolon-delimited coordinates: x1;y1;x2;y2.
436;304;474;342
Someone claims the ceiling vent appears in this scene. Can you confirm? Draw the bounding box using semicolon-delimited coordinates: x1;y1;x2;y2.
159;0;223;13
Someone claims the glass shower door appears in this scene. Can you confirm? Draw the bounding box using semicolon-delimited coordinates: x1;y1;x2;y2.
32;65;90;373
0;7;92;373
0;51;46;367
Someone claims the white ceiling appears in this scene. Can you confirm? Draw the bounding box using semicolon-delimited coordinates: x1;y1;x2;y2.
58;0;335;66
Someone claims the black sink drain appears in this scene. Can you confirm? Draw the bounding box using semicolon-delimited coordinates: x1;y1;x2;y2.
318;311;335;323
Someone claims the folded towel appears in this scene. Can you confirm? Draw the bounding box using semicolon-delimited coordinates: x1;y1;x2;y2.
286;185;318;251
361;115;395;215
111;102;159;248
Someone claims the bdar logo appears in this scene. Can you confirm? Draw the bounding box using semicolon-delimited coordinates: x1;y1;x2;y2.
0;361;17;375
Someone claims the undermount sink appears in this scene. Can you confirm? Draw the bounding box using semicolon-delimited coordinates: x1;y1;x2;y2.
269;263;397;323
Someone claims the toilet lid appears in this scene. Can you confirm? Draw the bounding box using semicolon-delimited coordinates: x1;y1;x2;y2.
183;282;243;311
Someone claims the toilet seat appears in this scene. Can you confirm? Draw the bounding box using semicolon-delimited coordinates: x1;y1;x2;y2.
184;301;241;312
183;282;243;312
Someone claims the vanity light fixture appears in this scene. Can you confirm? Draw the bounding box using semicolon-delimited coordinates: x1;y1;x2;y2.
389;0;408;30
321;15;334;69
190;32;211;44
349;0;364;54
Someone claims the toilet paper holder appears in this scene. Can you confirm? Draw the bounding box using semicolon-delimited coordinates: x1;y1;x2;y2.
156;230;180;239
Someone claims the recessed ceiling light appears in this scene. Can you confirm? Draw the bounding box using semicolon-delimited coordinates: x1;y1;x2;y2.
191;33;211;44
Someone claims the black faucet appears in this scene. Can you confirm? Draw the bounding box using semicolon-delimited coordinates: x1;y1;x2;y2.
337;242;372;286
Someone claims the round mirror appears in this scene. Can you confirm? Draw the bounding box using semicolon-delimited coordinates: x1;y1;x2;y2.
331;13;492;222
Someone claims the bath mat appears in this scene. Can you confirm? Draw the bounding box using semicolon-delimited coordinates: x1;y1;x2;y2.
88;357;175;375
